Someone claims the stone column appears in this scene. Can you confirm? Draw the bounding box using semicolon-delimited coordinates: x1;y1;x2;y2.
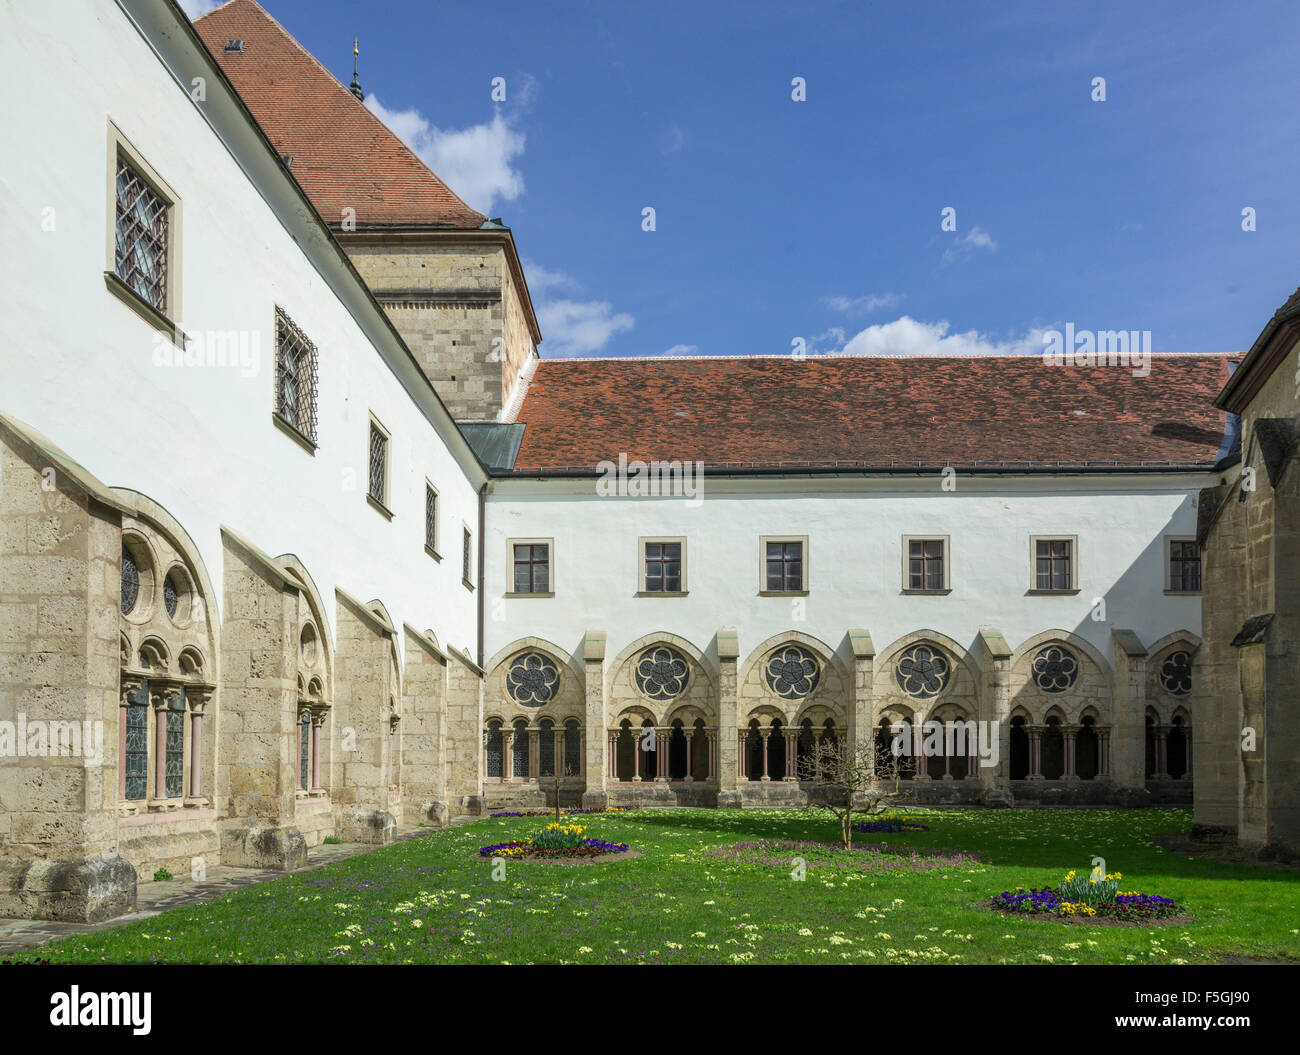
912;710;930;782
847;630;875;798
737;731;748;780
1099;728;1111;777
684;731;694;781
607;730;617;780
1028;729;1043;780
187;687;212;800
760;731;771;781
715;629;741;807
655;730;669;781
1154;726;1169;779
528;727;539;780
1110;629;1151;806
633;727;643;782
504;729;515;782
151;685;171;799
784;731;798;782
1063;726;1078;781
707;730;717;780
977;630;1014;805
581;631;609;810
1183;725;1192;777
311;712;324;789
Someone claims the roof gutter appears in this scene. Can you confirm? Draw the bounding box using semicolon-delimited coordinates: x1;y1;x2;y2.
490;462;1225;481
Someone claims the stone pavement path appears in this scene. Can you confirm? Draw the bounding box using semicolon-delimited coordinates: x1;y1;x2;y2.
0;827;436;957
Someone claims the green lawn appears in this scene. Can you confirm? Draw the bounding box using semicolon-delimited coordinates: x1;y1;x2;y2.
14;808;1300;964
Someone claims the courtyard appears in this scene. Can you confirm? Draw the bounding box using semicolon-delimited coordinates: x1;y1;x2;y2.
6;808;1297;965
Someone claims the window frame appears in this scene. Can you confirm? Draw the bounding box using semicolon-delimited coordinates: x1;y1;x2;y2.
1029;534;1079;593
1164;535;1202;594
462;524;475;591
424;481;441;559
506;537;554;598
366;414;392;518
271;306;319;453
638;536;688;596
901;535;951;594
759;535;809;596
104;120;184;344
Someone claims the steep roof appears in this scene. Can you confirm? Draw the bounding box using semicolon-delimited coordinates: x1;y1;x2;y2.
510;353;1238;472
193;0;486;228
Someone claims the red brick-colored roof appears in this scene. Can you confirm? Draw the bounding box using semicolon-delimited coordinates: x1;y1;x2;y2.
511;354;1238;472
193;0;486;229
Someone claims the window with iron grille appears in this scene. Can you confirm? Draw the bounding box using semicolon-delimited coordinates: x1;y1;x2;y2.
643;541;682;592
463;527;473;584
513;543;550;593
275;309;318;443
908;538;945;590
425;485;438;552
1035;538;1073;590
114;152;170;313
368;421;388;505
766;540;803;591
164;690;185;798
1169;540;1201;592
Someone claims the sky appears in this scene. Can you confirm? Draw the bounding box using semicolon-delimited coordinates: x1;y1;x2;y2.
183;0;1300;361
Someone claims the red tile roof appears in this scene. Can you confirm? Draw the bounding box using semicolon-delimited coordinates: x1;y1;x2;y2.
510;354;1238;472
193;0;486;229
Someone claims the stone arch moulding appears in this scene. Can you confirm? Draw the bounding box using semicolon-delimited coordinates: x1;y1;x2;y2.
875;628;980;677
607;631;717;723
737;630;850;694
485;636;585;687
277;554;335;697
1145;629;1202;661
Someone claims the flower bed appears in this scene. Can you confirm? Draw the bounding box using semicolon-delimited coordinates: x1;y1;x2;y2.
479;821;630;860
991;869;1188;925
488;807;632;818
852;819;929;834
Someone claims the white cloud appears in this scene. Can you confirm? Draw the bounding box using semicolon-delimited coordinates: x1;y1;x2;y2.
942;225;998;263
537;300;635;357
663;344;699;356
661;126;687;155
179;0;222;19
521;262;580;299
365;93;528;215
838;316;1045;357
824;291;902;315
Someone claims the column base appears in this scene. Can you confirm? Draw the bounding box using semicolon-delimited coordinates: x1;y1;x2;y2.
716;789;743;808
0;855;137;923
979;786;1016;808
581;789;610;811
419;801;450;827
220;825;308;870
337;809;397;845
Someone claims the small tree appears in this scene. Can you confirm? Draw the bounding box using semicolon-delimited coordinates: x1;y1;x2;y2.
798;737;912;849
552;762;575;824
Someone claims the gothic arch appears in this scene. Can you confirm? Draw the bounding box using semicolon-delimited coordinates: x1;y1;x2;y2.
608;632;715;725
486;636;585;723
738;631;849;724
1008;629;1114;725
874;629;979;724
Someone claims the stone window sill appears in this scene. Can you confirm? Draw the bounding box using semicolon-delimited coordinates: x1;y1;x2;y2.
367;493;394;520
1026;589;1081;595
425;545;442;562
1164;589;1201;596
272;411;318;454
104;270;186;346
902;588;952;595
462;577;476;592
636;590;688;598
505;591;554;599
759;590;809;597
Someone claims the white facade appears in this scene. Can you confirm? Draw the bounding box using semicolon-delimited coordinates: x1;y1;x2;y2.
484;474;1211;666
0;0;486;659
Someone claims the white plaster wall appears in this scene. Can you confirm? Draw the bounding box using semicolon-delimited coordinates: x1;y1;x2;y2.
484;475;1213;667
0;0;483;657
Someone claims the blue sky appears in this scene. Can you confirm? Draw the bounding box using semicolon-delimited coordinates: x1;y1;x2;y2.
189;0;1299;359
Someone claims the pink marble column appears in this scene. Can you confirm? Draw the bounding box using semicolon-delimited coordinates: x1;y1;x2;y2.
189;709;203;798
656;732;669;781
785;732;797;781
737;732;747;780
760;732;771;781
608;732;617;779
152;689;169;798
1028;730;1043;780
529;728;539;780
707;731;716;780
684;731;694;781
1099;730;1110;777
311;717;322;788
1063;728;1078;781
633;729;643;781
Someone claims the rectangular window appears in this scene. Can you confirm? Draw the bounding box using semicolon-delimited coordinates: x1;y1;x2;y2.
424;484;439;554
124;686;149;801
761;536;808;593
274;308;318;444
114;151;170;313
463;527;473;587
1033;536;1077;591
299;713;311;790
1168;538;1202;592
367;418;389;508
905;537;949;591
164;690;185;799
512;541;551;594
643;539;684;593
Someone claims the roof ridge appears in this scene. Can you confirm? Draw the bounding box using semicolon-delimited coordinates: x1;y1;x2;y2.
533;350;1243;365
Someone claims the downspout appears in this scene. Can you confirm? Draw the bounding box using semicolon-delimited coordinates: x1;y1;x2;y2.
477;480;487;669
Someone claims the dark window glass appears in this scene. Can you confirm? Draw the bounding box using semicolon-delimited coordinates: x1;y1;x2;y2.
1169;541;1201;591
766;541;803;591
425;486;437;551
908;539;944;589
485;722;503;778
124;681;149;800
644;541;682;592
368;423;387;503
1035;539;1072;590
275;310;318;442
164;690;185;798
463;529;472;582
513;543;550;593
114;153;168;312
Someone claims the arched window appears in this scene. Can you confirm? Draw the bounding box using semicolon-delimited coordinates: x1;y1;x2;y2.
512;719;530;778
1144;712;1157;778
485;720;503;779
668;720;688;780
616;719;635;782
299;710;311;790
690;718;709;781
746;719;764;781
1167;716;1188;779
563;719;582;776
798;718;817;778
1041;715;1064;780
124;680;149;800
768;718;786;781
538;718;556;778
1009;716;1029;780
1076;716;1100;780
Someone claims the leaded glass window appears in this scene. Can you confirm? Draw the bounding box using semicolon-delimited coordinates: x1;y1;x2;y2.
124;681;149;800
513;543;550;593
764;646;820;699
506;652;559;706
895;644;951;699
165;689;185;798
368;421;387;505
539;718;556;778
1035;539;1073;590
512;720;530;777
634;645;690;701
564;720;581;775
275;309;318;443
114;152;169;312
766;541;803;591
121;547;139;615
300;712;311;789
1031;645;1079;693
1159;651;1192;696
643;541;682;592
485;721;503;778
163;573;178;618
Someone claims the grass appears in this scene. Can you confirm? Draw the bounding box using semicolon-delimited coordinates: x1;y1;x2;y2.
10;808;1300;964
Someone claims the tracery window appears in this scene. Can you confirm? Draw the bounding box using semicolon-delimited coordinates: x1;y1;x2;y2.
634;645;690;701
121;547;140;615
895;644;951;699
506;653;559;706
764;645;820;699
1159;651;1192;696
1031;645;1079;693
